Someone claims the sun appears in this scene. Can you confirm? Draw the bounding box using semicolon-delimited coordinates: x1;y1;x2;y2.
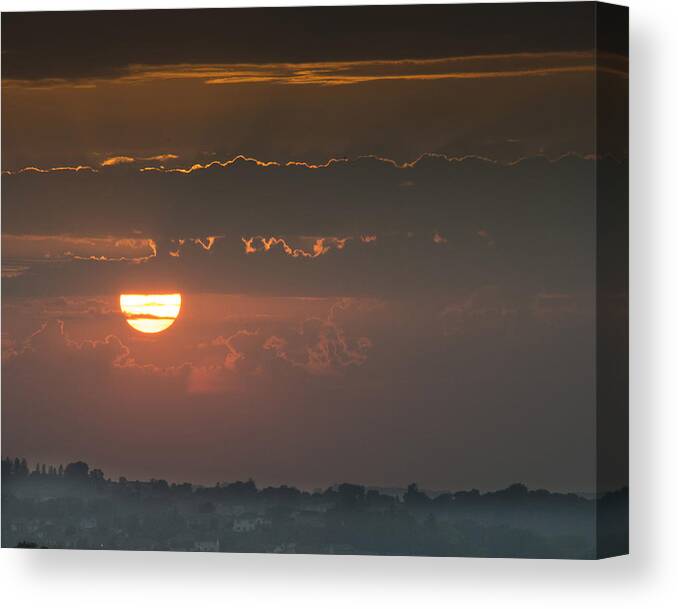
119;293;182;334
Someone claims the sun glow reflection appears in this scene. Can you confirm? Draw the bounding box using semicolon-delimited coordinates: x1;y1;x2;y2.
119;293;182;334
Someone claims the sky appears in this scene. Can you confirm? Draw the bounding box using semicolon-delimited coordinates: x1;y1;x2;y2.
1;4;628;492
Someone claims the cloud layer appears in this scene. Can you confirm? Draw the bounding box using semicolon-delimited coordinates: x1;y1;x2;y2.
3;154;625;300
3;52;628;89
2;290;601;490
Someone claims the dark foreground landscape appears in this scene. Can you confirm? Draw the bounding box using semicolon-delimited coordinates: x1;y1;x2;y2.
2;458;627;559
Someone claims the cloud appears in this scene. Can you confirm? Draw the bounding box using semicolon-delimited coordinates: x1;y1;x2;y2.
192;236;222;251
121;152;585;177
4;319;199;388
1;165;97;176
264;317;372;376
101;156;136;167
0;297;371;405
5;319;130;370
139;154;349;174
3;150;603;178
100;153;179;167
241;235;349;259
35;297;118;321
2;234;156;259
196;299;373;379
0;293;601;491
2;154;621;299
143;153;179;162
68;238;157;263
3;52;628;90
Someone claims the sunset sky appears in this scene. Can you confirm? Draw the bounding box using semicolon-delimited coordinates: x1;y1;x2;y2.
1;4;628;492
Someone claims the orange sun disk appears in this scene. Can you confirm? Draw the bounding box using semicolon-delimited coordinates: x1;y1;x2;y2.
119;293;182;333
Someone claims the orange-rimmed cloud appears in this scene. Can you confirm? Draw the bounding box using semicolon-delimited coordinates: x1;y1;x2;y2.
1;165;98;176
4;152;617;177
1;233;232;265
101;153;179;167
101;156;136;167
5;319;131;369
263;318;372;376
2;51;628;89
241;236;350;259
138;154;350;174
137;152;494;175
128;152;612;175
4;319;192;382
163;235;223;258
68;238;157;264
2;233;158;263
192;236;222;251
199;299;374;379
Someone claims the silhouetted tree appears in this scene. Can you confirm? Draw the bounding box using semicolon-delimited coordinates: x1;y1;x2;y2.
260;485;302;504
1;457;12;479
16;541;45;549
0;454;625;559
223;479;257;499
403;483;430;508
13;457;29;477
89;468;105;481
151;478;169;491
433;492;454;508
64;461;89;480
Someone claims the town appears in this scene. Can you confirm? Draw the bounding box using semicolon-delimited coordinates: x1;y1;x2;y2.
2;458;627;558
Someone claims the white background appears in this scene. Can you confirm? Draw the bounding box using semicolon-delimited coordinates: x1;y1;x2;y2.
0;0;676;607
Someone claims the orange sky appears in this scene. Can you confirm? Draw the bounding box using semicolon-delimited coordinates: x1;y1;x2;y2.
1;4;627;491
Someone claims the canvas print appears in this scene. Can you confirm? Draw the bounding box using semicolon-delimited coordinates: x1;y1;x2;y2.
1;3;628;558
